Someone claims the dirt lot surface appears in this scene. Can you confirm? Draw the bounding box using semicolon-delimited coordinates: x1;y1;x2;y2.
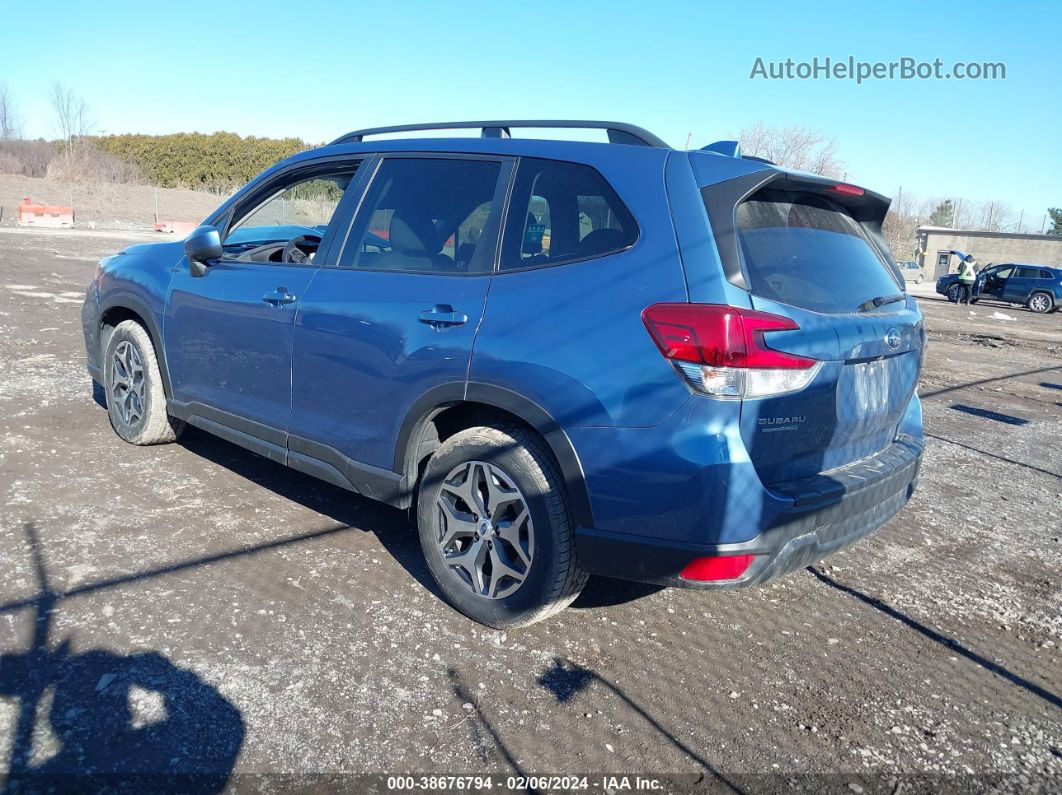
0;229;1059;792
0;174;223;232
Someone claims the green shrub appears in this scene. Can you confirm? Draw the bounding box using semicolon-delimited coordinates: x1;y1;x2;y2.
93;131;310;191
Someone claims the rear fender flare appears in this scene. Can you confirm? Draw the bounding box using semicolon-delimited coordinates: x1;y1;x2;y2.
396;383;594;528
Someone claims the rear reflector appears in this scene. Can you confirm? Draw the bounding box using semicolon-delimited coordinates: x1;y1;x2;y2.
680;555;756;582
643;304;820;398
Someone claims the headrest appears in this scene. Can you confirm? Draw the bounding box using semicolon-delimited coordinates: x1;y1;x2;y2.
389;207;438;255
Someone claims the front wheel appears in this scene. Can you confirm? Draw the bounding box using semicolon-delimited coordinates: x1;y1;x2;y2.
417;425;587;628
1028;292;1054;314
103;320;184;445
916;274;924;284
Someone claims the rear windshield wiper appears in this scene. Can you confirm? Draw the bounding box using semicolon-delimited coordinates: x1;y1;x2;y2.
858;293;906;312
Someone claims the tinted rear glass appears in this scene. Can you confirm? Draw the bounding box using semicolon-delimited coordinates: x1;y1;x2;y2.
735;190;899;313
500;158;637;270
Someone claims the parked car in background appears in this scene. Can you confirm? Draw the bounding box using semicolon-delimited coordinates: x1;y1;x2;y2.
82;120;926;628
936;263;1060;312
897;260;924;284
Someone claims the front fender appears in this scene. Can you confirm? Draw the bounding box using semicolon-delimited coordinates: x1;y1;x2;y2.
94;240;184;394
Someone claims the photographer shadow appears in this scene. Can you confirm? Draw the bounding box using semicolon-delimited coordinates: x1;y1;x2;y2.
0;522;244;792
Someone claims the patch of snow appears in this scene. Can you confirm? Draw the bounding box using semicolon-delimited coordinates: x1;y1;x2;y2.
990;311;1016;321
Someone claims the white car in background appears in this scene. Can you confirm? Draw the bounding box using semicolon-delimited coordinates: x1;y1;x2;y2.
897;260;925;284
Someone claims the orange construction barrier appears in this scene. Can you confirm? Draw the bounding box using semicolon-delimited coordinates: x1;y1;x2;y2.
153;221;197;236
17;197;74;228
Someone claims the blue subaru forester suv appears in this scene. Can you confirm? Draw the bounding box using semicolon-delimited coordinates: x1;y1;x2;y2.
82;121;925;627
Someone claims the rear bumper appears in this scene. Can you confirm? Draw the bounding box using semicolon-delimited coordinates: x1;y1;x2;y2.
575;436;922;588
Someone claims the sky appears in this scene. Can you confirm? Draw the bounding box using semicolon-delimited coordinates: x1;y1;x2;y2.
3;0;1060;225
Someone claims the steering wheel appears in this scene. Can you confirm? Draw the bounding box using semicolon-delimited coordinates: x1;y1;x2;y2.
282;233;322;264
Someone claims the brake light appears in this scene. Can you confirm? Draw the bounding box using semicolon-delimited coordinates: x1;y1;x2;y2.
642;304;821;399
833;183;865;196
680;555;756;582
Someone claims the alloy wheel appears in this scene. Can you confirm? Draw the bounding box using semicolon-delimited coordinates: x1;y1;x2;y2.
110;340;146;427
435;460;534;599
1029;294;1050;313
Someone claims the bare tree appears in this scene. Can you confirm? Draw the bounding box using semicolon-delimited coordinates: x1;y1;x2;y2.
49;82;93;149
0;82;21;139
883;188;926;259
736;122;844;178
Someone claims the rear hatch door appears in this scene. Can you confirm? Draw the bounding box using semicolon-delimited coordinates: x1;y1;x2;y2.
722;177;924;484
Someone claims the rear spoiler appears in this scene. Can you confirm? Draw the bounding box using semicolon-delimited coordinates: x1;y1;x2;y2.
700;167;895;291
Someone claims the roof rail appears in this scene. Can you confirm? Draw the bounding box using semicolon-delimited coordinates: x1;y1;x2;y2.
331;120;669;148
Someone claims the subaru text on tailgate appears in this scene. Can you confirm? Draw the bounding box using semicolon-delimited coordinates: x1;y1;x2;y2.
82;121;925;627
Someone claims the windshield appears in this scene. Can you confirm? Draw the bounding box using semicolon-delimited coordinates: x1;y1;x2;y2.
735;190;900;314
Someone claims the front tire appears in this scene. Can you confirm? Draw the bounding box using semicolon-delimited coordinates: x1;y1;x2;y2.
417;425;587;628
1028;292;1054;314
103;320;184;445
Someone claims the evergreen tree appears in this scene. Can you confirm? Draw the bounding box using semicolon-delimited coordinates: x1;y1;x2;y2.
1047;207;1062;235
928;199;954;227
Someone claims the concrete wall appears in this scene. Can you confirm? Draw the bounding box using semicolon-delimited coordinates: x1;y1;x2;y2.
918;229;1062;279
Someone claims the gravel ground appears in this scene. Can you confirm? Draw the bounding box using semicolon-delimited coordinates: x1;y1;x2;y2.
0;229;1059;792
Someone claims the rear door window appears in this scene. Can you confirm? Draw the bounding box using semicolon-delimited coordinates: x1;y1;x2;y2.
500;158;637;270
734;190;899;313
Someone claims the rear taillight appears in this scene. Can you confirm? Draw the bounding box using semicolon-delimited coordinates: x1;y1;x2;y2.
642;304;821;399
679;554;756;582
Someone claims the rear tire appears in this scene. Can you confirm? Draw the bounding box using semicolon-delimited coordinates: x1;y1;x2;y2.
946;284;960;303
103;320;184;445
416;425;587;628
1028;292;1054;314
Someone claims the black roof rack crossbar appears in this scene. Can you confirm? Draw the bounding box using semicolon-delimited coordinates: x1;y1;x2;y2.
331;120;669;148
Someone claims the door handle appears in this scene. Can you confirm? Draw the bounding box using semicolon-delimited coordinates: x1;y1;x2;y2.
419;304;468;329
262;288;296;307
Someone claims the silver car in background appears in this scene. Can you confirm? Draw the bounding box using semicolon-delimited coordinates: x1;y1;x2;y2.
898;260;925;284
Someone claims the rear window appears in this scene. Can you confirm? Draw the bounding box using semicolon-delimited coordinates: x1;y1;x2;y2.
735;190;899;313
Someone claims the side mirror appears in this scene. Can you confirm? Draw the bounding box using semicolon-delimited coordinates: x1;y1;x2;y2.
184;225;222;277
